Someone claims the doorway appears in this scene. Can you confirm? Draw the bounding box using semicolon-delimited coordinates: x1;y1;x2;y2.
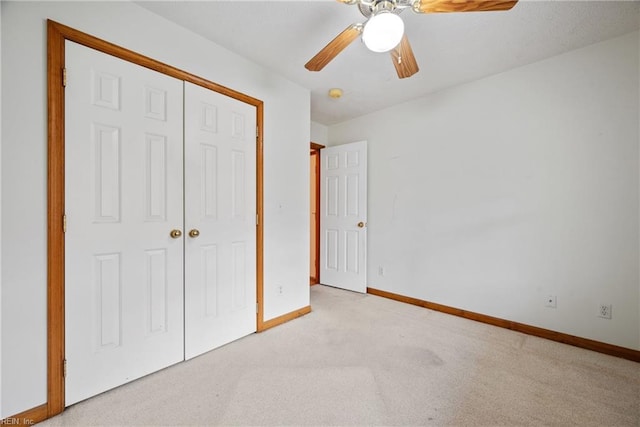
310;142;324;285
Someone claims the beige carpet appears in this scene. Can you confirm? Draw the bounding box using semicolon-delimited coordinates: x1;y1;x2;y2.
41;285;639;426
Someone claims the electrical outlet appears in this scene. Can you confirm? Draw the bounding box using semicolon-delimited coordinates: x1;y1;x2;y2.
597;304;612;319
277;285;283;296
545;295;557;308
378;266;385;276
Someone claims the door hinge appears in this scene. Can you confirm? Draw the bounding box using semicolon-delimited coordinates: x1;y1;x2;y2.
256;126;259;139
63;359;67;378
256;303;259;314
63;214;67;233
62;68;67;87
256;214;259;226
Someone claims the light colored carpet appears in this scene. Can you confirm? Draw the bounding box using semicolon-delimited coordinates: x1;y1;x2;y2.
41;285;639;426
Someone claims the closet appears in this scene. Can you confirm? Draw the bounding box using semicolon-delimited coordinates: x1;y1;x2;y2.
64;41;257;405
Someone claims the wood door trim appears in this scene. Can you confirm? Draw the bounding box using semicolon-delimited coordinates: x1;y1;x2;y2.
47;20;66;419
309;142;323;285
46;20;264;419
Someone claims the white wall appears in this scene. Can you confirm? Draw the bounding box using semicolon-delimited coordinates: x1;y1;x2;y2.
1;1;310;416
330;31;640;351
311;121;328;146
0;1;3;419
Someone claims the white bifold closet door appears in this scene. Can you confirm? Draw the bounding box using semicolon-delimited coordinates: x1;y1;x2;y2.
65;41;257;405
183;82;257;360
65;41;185;405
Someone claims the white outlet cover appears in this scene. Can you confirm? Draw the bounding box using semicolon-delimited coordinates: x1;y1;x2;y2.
597;304;612;319
545;295;557;308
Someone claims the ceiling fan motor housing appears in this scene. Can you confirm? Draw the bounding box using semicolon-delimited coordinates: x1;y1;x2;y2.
373;0;397;14
360;0;409;17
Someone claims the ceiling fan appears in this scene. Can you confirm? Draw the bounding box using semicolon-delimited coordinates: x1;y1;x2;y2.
305;0;519;79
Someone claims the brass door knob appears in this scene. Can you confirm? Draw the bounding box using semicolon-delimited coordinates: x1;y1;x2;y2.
170;229;182;239
188;229;200;238
357;222;365;228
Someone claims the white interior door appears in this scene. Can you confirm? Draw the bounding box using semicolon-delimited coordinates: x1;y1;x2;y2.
183;82;257;359
320;141;368;293
65;42;185;404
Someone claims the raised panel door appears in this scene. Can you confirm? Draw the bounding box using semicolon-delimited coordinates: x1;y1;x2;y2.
65;41;184;405
320;141;368;293
183;82;257;359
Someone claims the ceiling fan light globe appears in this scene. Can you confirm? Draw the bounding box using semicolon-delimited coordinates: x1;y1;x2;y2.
362;12;404;53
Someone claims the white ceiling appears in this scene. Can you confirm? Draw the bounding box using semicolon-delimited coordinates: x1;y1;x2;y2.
137;0;640;125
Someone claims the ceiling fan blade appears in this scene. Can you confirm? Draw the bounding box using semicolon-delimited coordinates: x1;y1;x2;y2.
390;35;419;79
305;24;362;72
415;0;518;13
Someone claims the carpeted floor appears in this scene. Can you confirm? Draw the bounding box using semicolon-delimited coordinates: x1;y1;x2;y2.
41;284;639;426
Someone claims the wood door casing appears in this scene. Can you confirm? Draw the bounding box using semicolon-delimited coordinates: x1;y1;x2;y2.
310;142;324;285
46;20;264;421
